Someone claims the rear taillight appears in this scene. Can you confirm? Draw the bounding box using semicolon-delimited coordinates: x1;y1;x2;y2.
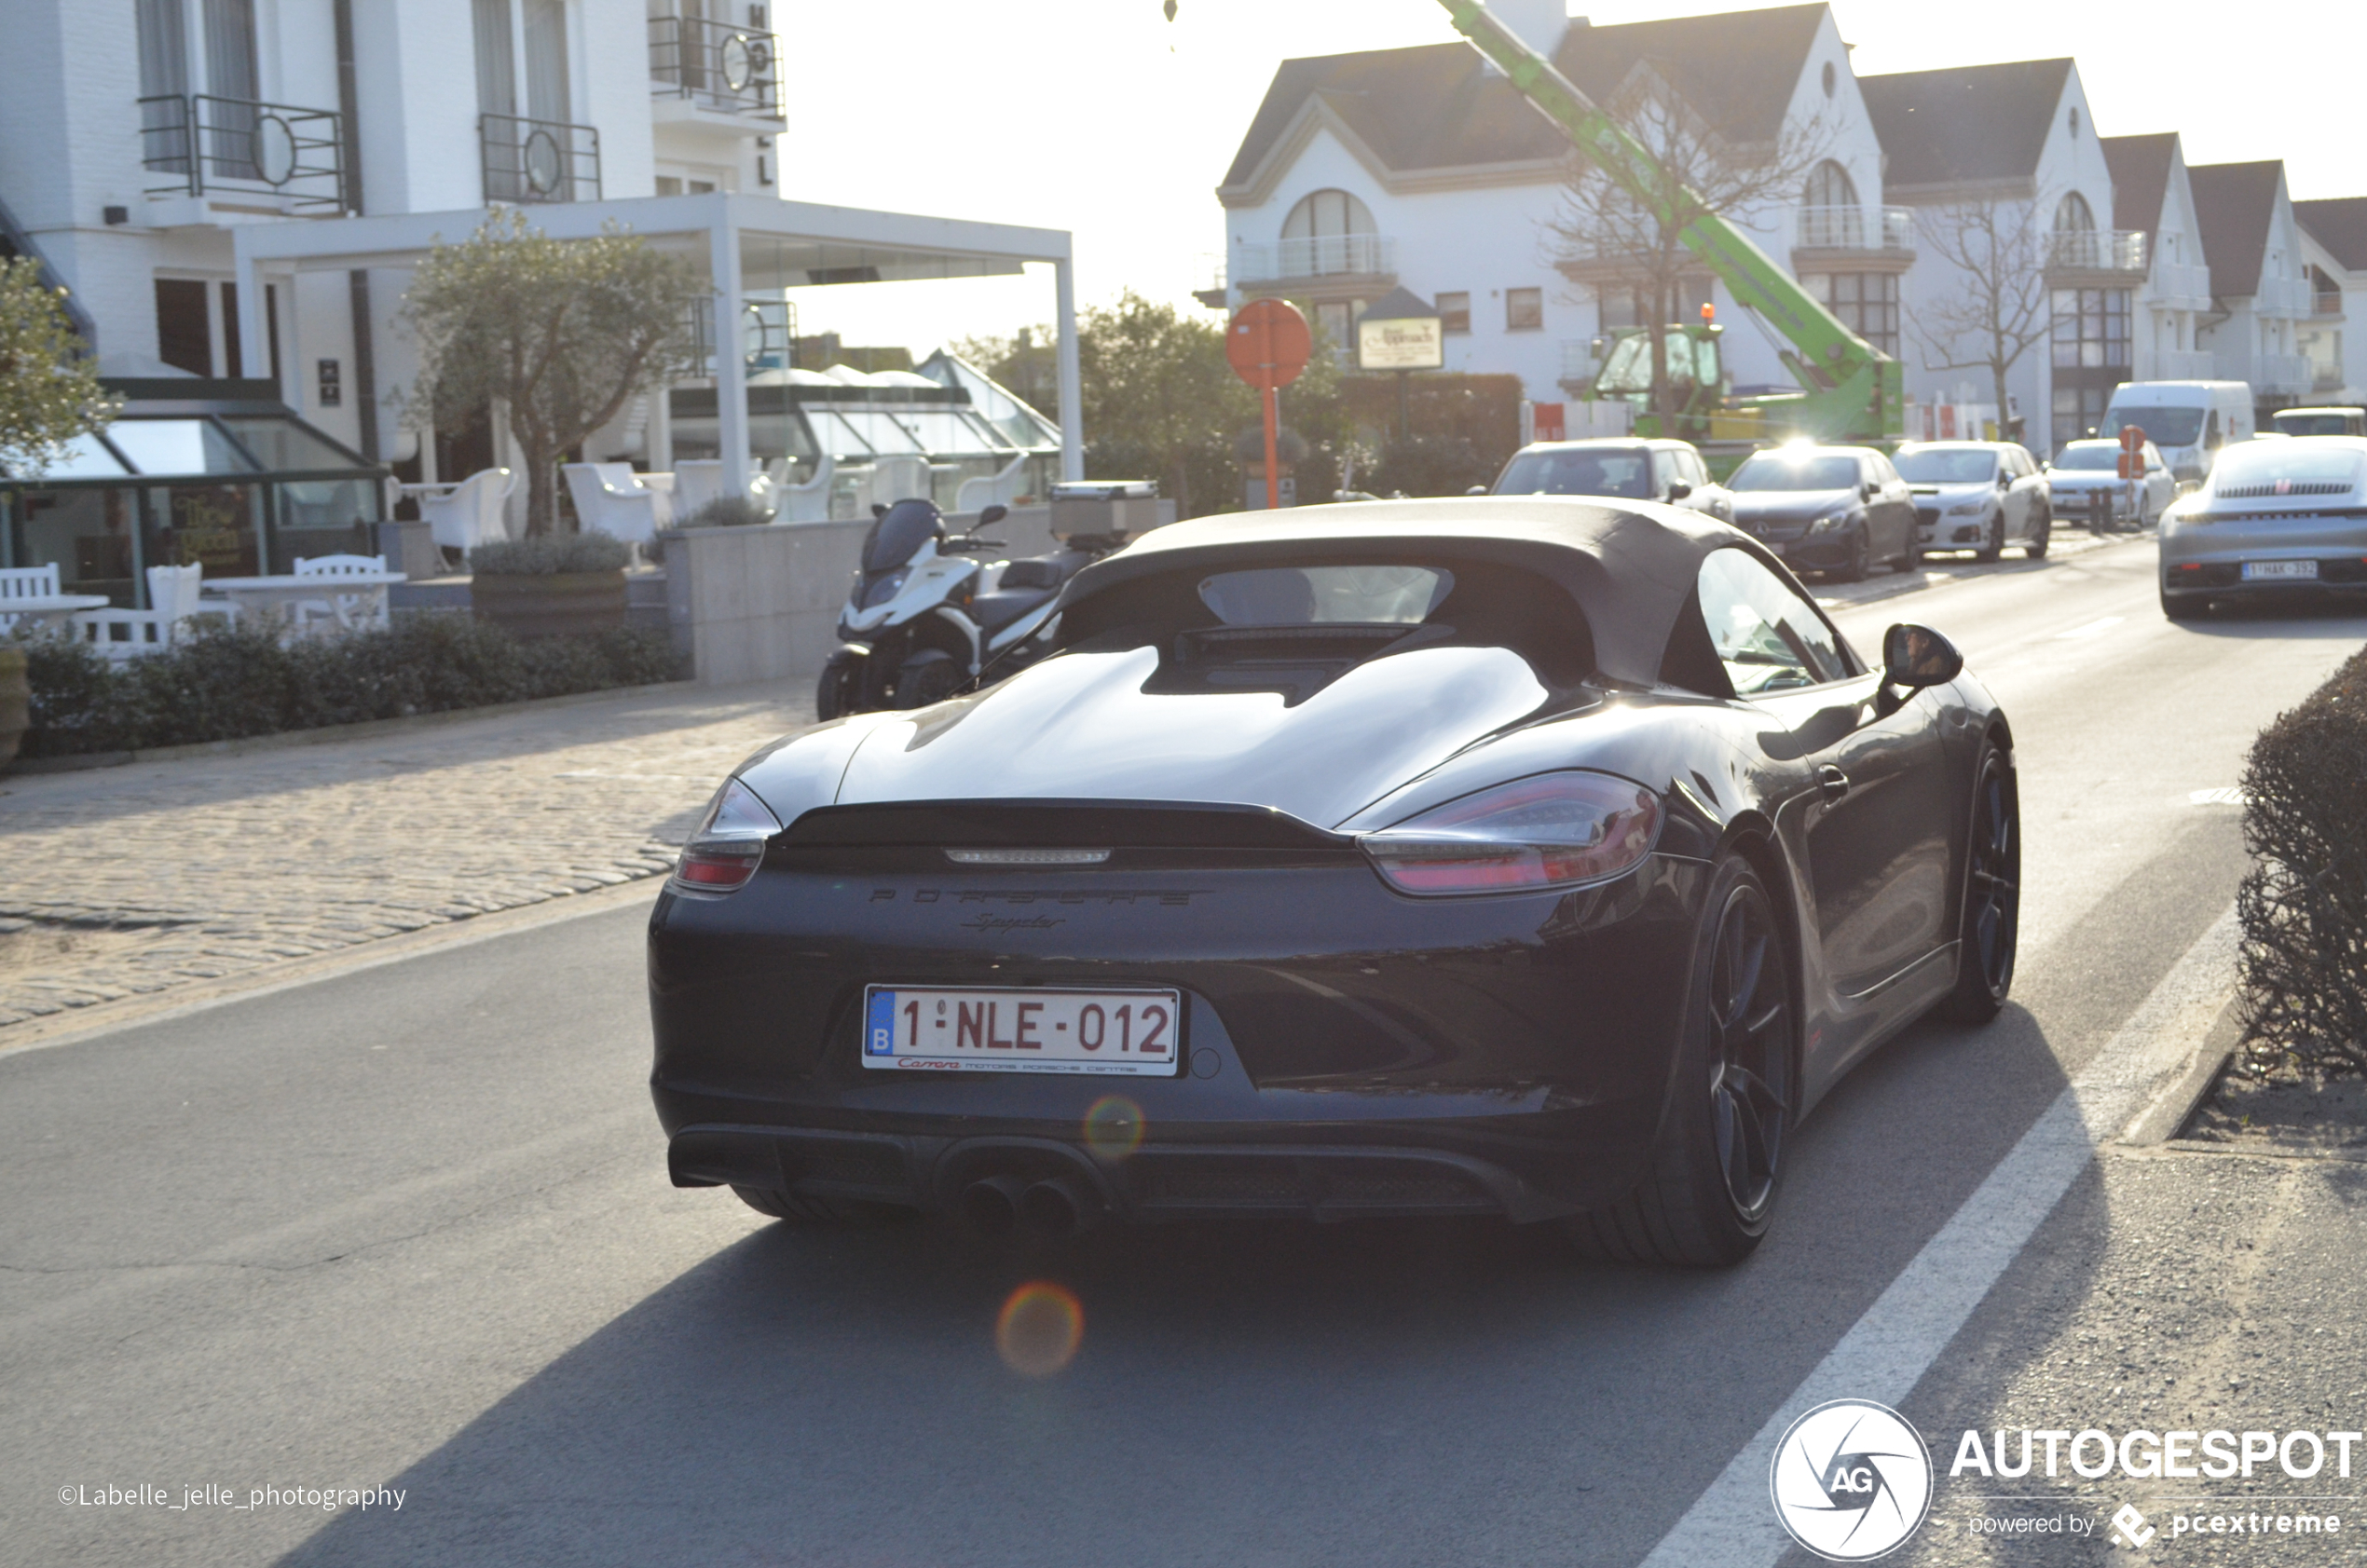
670;779;782;893
1360;770;1662;896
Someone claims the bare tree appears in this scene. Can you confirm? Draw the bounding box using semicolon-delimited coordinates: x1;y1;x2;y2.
1909;198;2054;443
1545;78;1832;430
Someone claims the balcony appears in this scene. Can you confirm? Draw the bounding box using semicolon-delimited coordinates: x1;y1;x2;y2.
2153;259;2213;307
2045;228;2148;276
2259;351;2312;392
1790;204;1913;253
2315;290;2345;319
480;114;601;205
650;15;781;122
2252;274;2312;317
139;94;348;214
1230;234;1397;288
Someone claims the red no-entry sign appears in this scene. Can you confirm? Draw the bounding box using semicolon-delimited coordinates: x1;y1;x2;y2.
1226;299;1311;391
1228;301;1311;511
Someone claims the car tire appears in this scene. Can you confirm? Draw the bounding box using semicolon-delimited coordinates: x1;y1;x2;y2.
1974;511;2004;564
731;1185;911;1225
1898;527;1922;572
815;650;863;720
1567;852;1795;1268
1939;742;2019;1024
1833;527;1869;583
2161;582;2206;621
2026;507;2050;559
892;649;965;710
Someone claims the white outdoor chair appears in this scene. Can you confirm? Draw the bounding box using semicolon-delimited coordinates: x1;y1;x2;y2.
0;564;62;635
404;468;517;565
292;553;392;636
71;563;212;660
954;453;1031;515
561;462;662;551
764;455;834;523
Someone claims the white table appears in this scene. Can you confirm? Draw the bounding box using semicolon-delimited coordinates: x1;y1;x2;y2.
203;572;407;636
0;593;114;635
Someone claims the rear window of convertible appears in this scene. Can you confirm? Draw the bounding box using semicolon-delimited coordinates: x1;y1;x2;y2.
1197;566;1453;625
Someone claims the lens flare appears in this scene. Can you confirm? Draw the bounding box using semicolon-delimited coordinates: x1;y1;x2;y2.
995;1281;1084;1377
1082;1095;1146;1158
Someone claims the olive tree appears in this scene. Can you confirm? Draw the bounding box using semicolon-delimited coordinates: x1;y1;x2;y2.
0;257;118;479
400;211;705;536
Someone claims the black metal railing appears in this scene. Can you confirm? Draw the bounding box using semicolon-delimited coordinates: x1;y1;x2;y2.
479;113;602;204
138;94;348;212
649;15;780;116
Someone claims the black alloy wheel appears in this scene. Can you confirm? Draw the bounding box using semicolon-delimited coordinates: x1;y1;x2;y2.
1568;852;1795;1266
1974;510;2004;564
1941;742;2020;1022
814;651;862;720
2027;505;2051;559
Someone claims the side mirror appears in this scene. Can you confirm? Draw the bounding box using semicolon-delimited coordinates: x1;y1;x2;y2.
1861;481;1880;500
1666;482;1692;500
1882;623;1963;689
1465;484;1489;496
1997;472;2012;490
870;503;889;519
977;503;1008;528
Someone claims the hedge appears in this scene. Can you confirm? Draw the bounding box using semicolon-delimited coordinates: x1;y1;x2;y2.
2237;643;2367;1075
19;616;678;757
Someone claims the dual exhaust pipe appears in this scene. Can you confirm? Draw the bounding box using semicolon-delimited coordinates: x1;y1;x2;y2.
960;1173;1100;1239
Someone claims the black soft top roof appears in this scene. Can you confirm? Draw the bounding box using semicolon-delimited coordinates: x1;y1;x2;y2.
1056;497;1780;689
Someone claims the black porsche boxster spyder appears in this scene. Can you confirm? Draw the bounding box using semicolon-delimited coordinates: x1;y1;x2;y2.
648;499;2018;1265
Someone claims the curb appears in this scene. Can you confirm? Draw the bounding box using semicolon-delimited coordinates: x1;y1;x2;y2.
2119;994;2242;1146
4;680;692;775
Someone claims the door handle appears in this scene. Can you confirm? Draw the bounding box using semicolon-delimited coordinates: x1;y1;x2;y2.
1817;764;1851;801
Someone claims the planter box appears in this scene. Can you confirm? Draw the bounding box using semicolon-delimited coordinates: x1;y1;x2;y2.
470;570;628;638
0;646;27;770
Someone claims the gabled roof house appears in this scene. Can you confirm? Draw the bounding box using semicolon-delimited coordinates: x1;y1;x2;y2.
2100;131;2215;382
2290;197;2365;401
2187;160;2314;406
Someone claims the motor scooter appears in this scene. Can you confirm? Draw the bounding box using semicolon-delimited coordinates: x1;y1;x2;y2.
815;498;1121;717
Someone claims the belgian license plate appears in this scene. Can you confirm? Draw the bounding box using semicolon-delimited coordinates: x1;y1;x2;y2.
861;986;1184;1074
2241;560;2318;580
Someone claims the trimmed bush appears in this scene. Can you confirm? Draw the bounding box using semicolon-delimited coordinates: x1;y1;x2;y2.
21;617;678;757
2237;644;2367;1076
672;494;772;529
469;532;632;576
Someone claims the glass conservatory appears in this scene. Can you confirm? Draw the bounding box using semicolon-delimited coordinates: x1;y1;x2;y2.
2;381;383;609
664;351;1062;517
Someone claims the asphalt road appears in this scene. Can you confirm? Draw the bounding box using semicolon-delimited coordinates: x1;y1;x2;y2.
6;539;2363;1568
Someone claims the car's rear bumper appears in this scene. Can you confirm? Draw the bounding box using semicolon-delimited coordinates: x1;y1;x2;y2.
648;854;1710;1221
2160;524;2367;599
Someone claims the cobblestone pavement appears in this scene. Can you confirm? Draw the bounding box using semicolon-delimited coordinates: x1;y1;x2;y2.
0;680;816;1029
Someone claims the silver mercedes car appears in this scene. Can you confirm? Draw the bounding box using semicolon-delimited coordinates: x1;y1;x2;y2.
2159;436;2367;620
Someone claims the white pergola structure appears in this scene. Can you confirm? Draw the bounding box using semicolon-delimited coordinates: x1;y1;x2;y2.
231;193;1084;484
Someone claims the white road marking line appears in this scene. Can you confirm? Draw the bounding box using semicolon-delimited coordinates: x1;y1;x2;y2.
1636;904;2241;1568
2053;615;2126;641
2187;786;2248;807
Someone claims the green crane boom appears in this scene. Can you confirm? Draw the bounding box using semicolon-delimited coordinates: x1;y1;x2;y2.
1436;0;1901;443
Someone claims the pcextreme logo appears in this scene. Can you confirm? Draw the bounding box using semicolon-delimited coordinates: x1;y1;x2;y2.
1770;1399;1936;1561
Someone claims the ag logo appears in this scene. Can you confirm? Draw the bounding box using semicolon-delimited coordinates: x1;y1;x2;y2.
1769;1399;1934;1561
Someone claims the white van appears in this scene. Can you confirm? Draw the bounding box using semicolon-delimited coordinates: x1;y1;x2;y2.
2101;381;2253;483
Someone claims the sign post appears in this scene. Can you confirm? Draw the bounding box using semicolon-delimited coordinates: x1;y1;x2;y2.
1226;299;1312;511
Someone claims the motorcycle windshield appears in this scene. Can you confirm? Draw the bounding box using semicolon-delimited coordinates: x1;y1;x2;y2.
862;499;941;573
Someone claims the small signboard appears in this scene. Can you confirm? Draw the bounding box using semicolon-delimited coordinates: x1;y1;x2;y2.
1355;287;1445;372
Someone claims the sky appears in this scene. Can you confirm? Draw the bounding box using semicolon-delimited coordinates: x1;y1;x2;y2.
778;0;2367;359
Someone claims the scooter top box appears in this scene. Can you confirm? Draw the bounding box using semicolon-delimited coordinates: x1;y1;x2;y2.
1049;481;1159;542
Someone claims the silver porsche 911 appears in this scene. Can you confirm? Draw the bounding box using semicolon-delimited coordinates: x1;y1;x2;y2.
2159;437;2367;619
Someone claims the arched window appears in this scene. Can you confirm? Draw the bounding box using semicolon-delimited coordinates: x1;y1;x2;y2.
1803;159;1857;209
2053;192;2095;233
1280;188;1378;276
1799;161;1860;247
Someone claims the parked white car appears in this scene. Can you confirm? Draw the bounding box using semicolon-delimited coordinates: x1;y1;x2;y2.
1893;441;2051;561
1487;438;1735;523
2045;439;2177;528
